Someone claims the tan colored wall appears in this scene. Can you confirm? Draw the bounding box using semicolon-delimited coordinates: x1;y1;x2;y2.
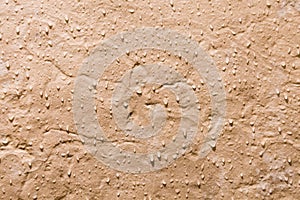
0;0;299;199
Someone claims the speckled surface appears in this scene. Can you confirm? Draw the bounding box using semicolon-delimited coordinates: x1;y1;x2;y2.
0;0;299;199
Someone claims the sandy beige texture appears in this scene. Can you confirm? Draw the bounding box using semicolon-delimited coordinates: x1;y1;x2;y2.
0;0;300;199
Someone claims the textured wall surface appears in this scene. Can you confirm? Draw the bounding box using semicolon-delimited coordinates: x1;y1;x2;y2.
0;0;299;199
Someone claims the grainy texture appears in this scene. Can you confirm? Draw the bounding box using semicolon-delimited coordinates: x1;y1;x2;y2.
0;0;299;199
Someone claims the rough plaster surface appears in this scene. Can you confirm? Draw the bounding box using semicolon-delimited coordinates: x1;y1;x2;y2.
0;0;299;199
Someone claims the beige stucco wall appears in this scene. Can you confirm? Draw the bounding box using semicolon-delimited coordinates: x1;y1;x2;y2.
0;0;299;199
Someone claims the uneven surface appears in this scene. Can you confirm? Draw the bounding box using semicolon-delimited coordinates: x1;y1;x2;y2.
0;0;299;199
